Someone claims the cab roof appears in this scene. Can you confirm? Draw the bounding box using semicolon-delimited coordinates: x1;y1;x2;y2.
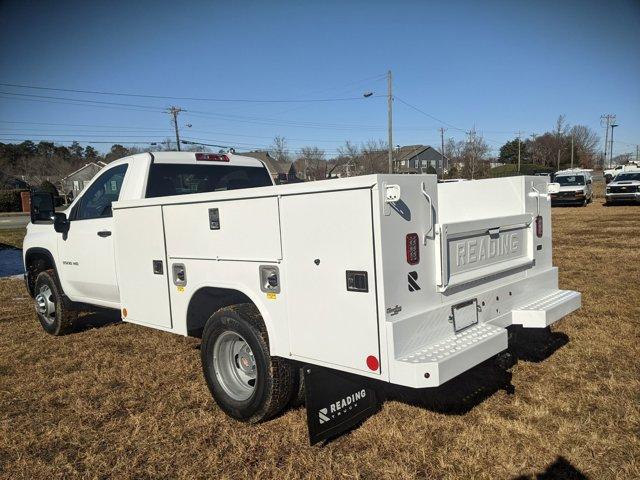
150;151;265;168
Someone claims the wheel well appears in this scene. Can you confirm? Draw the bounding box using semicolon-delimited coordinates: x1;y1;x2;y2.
186;287;254;338
24;248;56;297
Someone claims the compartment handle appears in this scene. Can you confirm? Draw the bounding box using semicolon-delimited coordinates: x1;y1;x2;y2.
420;181;434;243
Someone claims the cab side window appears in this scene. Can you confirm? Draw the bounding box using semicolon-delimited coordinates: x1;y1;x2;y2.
75;164;128;220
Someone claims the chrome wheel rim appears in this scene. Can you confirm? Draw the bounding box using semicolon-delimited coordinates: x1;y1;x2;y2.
35;285;56;325
213;331;257;401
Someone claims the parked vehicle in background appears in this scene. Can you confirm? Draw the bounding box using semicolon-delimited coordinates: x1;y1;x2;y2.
23;152;581;444
604;161;640;184
605;171;640;205
549;169;593;206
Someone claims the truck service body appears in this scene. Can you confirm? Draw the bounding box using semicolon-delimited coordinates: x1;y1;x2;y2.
24;151;581;442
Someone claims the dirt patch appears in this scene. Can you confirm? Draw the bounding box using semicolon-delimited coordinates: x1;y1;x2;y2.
0;199;638;479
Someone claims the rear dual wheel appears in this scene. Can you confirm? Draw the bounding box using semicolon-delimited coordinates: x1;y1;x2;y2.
200;303;297;422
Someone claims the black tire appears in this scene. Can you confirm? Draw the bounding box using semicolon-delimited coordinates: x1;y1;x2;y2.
200;303;295;423
289;367;306;407
34;270;76;335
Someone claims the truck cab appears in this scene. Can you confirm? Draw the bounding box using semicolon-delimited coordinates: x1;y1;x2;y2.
23;152;274;309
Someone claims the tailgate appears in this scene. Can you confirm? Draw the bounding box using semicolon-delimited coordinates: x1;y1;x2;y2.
435;213;534;291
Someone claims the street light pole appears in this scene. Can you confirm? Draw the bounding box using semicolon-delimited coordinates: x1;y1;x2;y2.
609;123;618;168
387;70;393;174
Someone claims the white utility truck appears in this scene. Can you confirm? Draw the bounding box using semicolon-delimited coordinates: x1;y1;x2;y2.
604;161;640;184
24;152;581;444
549;169;593;206
605;171;640;205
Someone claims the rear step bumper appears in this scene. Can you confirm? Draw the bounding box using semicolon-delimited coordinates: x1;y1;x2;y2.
389;288;580;388
512;290;581;328
396;323;508;388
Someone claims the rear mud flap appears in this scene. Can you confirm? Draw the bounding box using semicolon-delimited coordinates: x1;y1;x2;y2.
304;365;380;445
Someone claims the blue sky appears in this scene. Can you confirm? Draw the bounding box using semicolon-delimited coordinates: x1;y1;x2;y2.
0;0;638;157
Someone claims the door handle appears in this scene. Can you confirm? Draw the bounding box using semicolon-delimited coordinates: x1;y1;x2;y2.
97;230;112;237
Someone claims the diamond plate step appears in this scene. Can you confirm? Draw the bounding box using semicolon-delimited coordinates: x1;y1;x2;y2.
397;323;508;386
512;289;581;328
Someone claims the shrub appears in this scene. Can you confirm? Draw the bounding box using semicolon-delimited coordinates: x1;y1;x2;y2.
38;181;59;196
490;163;555;178
0;189;27;212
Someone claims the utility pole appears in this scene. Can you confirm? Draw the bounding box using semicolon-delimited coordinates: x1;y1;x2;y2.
609;123;618;168
636;144;639;162
600;114;615;169
530;133;537;164
387;70;393;174
516;130;523;173
466;129;477;179
570;135;574;169
168;106;183;151
439;127;447;173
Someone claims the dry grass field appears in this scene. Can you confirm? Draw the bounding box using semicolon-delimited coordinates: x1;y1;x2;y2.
0;196;638;479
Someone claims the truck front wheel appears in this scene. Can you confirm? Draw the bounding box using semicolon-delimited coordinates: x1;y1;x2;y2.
34;270;76;335
200;304;295;423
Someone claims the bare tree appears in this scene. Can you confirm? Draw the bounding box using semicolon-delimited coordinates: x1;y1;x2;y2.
462;129;490;179
269;136;290;163
334;140;360;177
296;146;326;180
570;125;599;168
360;139;387;174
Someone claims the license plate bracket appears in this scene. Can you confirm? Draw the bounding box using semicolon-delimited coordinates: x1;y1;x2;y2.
451;299;478;332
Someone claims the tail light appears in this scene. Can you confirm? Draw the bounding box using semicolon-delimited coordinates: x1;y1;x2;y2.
406;233;420;265
535;215;543;238
195;153;229;162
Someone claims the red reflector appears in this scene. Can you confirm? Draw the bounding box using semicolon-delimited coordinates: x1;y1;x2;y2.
366;355;379;371
406;233;420;265
535;215;543;238
195;153;229;162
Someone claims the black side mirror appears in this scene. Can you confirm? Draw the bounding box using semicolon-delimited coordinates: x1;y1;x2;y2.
53;212;70;234
30;191;55;223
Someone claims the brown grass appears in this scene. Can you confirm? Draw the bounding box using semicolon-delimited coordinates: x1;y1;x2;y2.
1;197;639;479
0;228;25;249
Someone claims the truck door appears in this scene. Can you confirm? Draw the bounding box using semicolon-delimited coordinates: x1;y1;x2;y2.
57;163;128;306
280;188;380;374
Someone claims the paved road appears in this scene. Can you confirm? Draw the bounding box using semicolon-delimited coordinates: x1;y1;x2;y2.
0;215;30;230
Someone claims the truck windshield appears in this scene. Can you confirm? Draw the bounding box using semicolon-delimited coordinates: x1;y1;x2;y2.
556;175;585;186
615;172;640;181
146;164;273;198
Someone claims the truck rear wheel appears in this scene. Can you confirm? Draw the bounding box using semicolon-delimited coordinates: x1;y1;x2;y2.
34;270;76;336
200;303;295;423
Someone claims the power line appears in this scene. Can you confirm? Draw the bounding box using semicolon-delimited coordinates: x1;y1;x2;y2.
394;96;467;133
0;82;385;103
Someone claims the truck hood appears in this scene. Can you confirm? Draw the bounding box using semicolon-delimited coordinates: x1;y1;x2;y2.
608;180;640;187
557;185;585;193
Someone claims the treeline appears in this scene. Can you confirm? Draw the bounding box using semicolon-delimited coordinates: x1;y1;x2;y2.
496;116;600;169
0;141;142;186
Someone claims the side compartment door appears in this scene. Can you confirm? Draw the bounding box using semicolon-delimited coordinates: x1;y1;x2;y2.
113;205;172;329
281;189;380;374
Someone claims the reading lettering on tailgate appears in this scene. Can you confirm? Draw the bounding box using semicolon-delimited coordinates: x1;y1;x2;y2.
449;228;525;274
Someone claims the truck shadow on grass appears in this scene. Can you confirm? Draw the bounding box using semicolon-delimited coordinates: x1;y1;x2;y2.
511;455;588;479
72;309;122;334
379;326;569;416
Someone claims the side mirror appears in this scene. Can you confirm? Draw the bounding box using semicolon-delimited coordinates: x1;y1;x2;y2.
587;179;592;185
547;182;561;194
53;212;70;234
30;191;55;223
